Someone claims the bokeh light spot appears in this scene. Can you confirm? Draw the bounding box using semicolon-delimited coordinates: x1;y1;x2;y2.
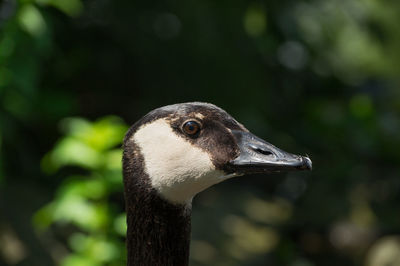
349;94;373;119
18;5;47;36
244;5;266;37
277;41;309;70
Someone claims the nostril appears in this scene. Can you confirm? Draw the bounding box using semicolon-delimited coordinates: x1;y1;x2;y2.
249;144;274;156
254;148;273;156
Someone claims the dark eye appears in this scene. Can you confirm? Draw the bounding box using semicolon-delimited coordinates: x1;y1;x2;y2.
182;121;201;136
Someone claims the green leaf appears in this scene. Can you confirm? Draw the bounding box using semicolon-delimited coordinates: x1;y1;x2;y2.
18;5;47;37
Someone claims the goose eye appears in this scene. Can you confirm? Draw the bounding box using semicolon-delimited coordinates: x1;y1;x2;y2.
182;121;200;136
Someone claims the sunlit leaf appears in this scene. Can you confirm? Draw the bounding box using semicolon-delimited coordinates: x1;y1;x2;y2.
41;137;101;173
48;194;108;231
60;116;128;151
105;149;123;170
18;5;47;36
113;213;127;236
57;178;108;199
33;204;54;229
61;254;100;266
87;238;120;262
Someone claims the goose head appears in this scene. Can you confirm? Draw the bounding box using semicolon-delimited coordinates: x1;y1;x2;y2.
123;102;311;205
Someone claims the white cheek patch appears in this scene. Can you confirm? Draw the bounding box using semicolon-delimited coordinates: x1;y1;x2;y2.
133;119;226;204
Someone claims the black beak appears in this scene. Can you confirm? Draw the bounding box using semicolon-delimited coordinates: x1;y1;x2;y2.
227;130;312;174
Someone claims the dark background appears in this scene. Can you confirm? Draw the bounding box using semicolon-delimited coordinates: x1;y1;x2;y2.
1;0;400;265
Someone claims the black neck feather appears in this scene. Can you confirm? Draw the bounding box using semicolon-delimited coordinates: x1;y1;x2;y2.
123;141;192;266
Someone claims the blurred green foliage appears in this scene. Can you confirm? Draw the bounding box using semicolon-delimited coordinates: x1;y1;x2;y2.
36;117;127;266
0;0;400;265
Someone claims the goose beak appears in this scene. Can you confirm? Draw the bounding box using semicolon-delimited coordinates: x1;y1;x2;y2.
228;130;312;174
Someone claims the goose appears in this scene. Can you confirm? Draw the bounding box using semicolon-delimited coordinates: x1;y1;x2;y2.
122;102;311;266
